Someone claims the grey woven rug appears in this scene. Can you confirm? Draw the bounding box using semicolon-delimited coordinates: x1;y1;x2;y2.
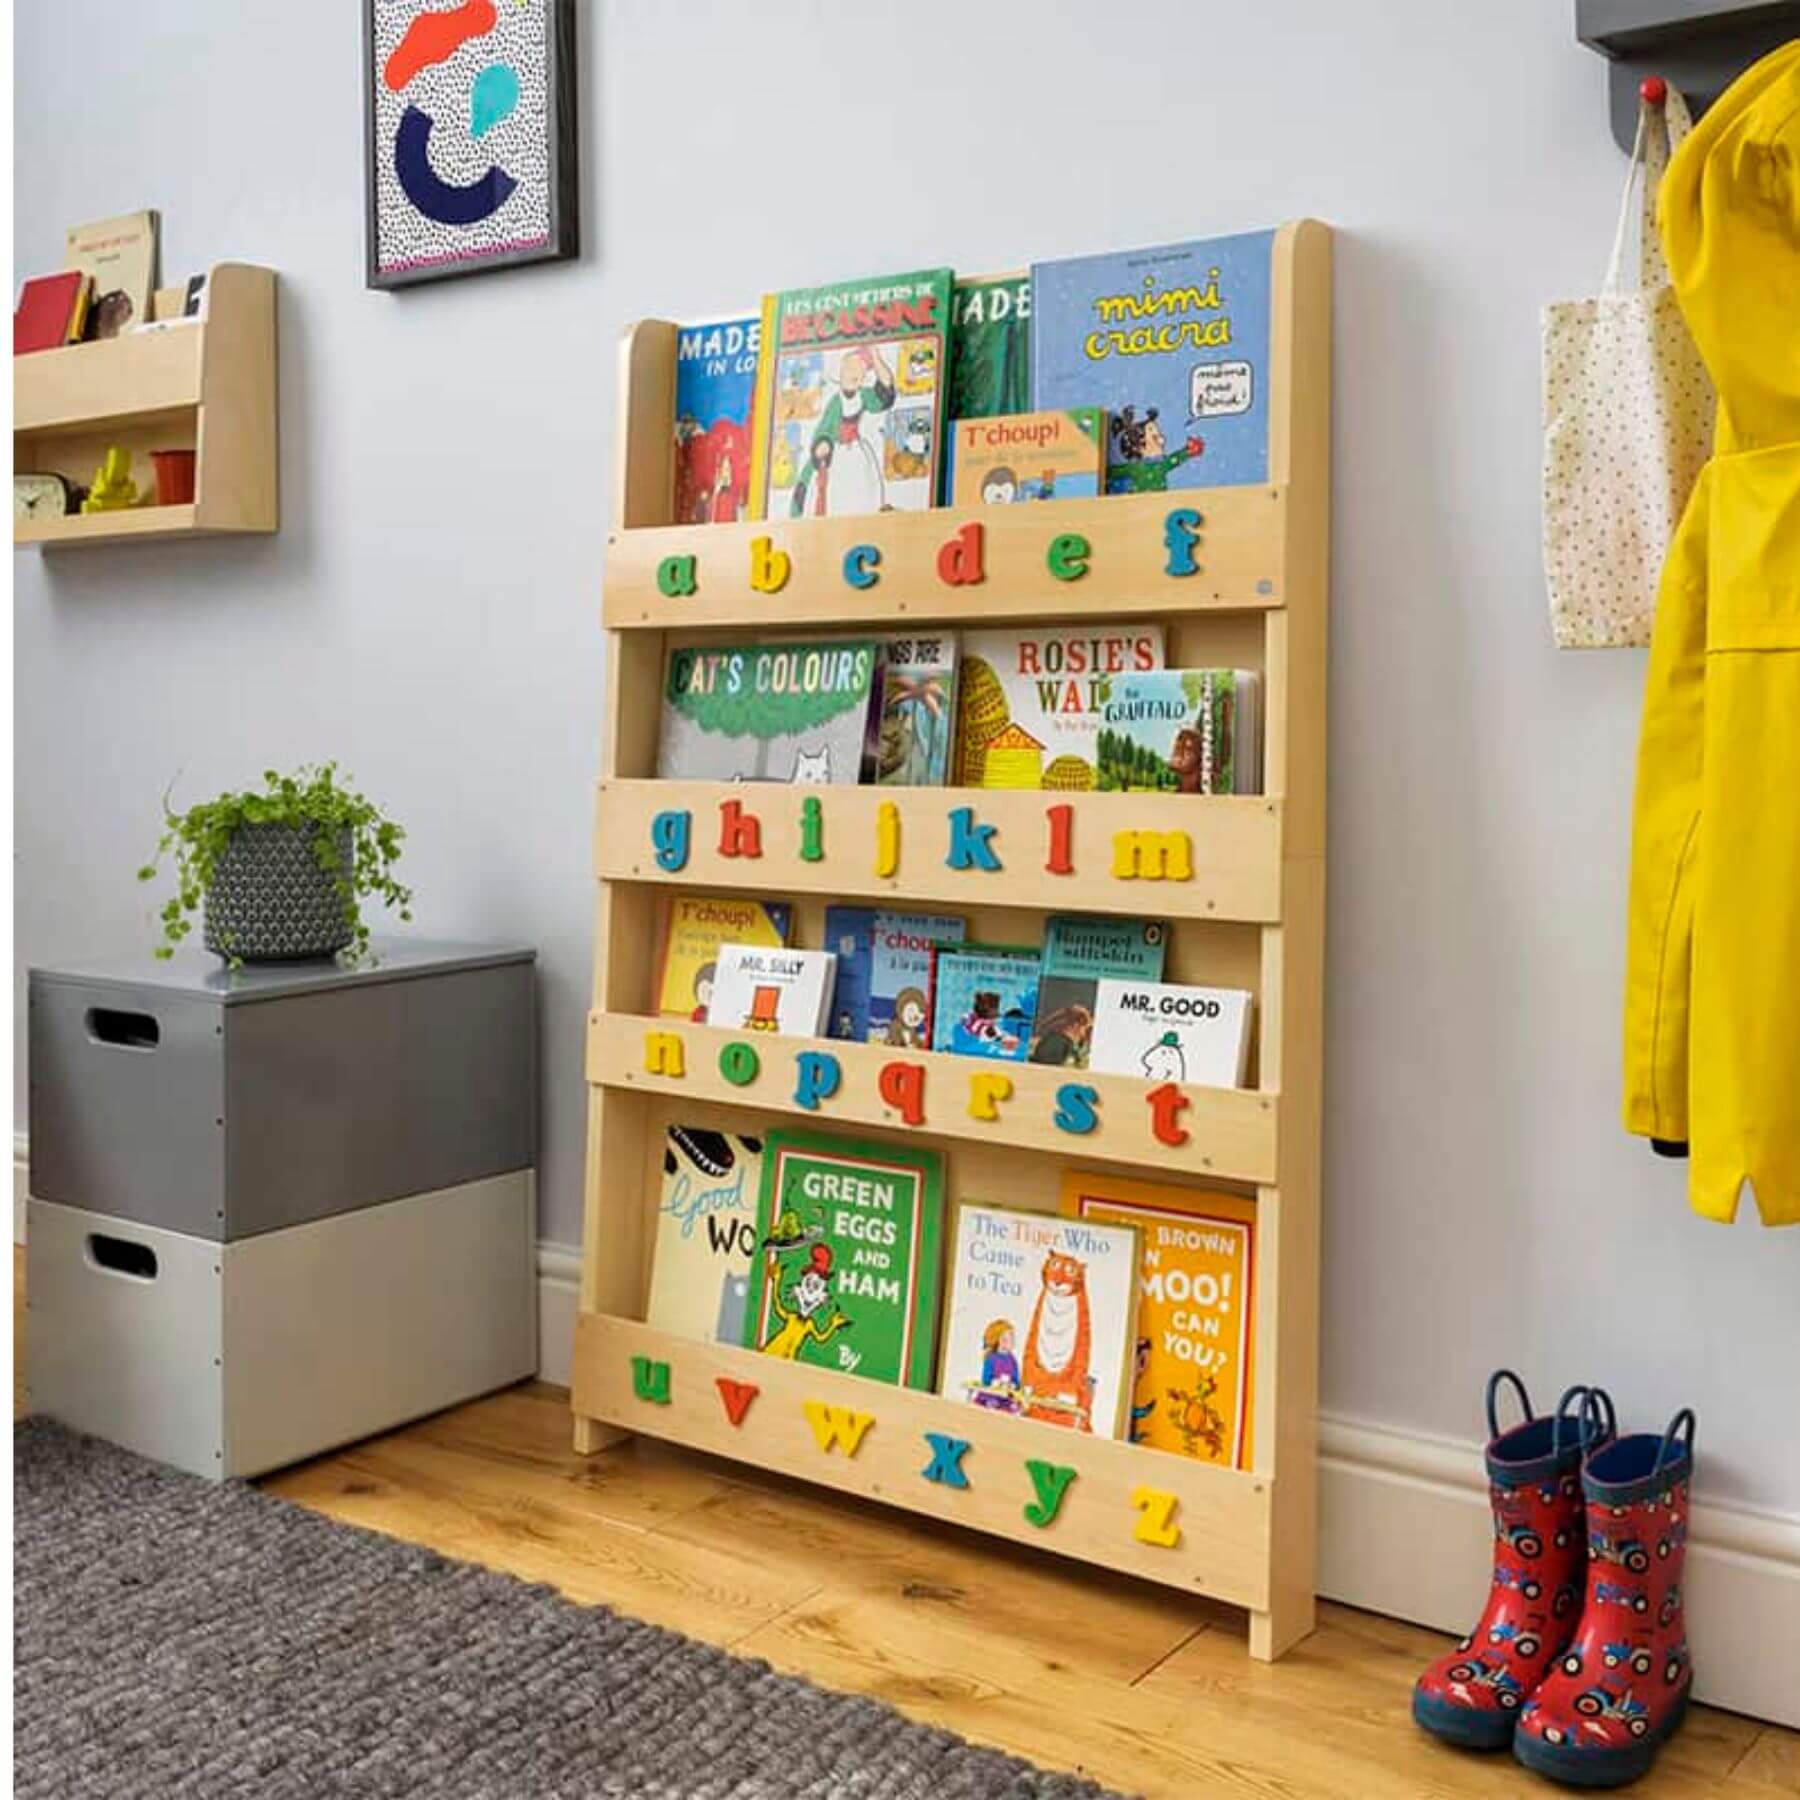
14;1419;1128;1799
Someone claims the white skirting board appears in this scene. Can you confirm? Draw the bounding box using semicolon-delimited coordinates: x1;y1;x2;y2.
16;1142;1796;1727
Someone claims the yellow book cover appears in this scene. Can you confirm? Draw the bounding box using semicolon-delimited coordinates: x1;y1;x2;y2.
1060;1172;1256;1468
65;209;159;338
654;895;792;1023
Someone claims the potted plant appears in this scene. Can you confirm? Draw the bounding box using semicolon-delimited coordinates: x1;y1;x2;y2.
138;763;412;964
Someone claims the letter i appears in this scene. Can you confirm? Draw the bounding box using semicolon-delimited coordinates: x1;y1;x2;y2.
799;794;824;863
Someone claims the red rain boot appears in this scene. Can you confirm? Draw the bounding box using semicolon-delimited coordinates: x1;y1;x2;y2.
1514;1409;1695;1788
1413;1373;1615;1750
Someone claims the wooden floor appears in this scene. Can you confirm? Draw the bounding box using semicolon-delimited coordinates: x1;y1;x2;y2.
15;1254;1798;1798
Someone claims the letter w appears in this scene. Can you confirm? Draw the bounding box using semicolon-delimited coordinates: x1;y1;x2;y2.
804;1400;874;1456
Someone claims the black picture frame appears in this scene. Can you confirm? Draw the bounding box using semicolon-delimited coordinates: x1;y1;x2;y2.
363;0;578;290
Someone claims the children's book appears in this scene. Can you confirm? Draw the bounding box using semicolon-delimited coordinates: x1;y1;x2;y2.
1031;229;1275;492
747;267;954;520
1088;979;1254;1089
646;1125;763;1345
64;210;158;339
824;907;965;1046
744;1131;945;1389
1061;1172;1256;1467
1028;916;1168;1069
953;625;1166;790
938;1204;1140;1437
946;271;1031;425
708;943;837;1039
875;633;958;788
929;946;1041;1062
673;313;761;526
653;895;792;1023
14;272;90;354
946;408;1106;507
1094;668;1263;794
657;640;882;784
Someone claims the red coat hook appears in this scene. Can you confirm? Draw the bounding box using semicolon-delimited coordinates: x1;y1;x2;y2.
1640;75;1668;106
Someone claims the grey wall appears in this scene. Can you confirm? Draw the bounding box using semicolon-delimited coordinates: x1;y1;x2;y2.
16;2;1799;1516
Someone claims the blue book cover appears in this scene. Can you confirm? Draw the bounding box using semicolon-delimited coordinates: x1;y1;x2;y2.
1030;230;1274;492
825;907;965;1046
1029;916;1168;1069
673;314;761;526
929;946;1041;1062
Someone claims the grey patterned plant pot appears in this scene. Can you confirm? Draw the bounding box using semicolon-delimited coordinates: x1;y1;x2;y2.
203;823;355;962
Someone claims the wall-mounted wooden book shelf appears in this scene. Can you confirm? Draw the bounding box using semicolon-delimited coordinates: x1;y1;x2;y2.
13;262;277;548
572;219;1331;1661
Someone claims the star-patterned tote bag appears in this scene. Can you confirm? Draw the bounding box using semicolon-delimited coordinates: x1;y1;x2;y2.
1542;89;1714;649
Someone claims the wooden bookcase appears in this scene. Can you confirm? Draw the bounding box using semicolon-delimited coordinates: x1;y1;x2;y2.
13;262;277;548
573;220;1330;1660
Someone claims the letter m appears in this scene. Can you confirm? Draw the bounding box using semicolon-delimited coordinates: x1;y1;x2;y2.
1110;830;1193;881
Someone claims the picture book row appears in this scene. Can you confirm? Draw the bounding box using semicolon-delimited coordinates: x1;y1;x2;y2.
13;209;193;353
659;624;1263;796
672;227;1273;525
655;894;1253;1083
649;1121;1257;1469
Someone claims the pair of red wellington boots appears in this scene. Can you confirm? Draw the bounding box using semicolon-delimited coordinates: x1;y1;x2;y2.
1413;1371;1696;1788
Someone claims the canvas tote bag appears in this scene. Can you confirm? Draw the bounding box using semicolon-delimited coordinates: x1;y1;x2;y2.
1542;89;1714;649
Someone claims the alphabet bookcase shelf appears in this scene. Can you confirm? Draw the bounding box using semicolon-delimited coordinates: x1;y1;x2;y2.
573;219;1330;1661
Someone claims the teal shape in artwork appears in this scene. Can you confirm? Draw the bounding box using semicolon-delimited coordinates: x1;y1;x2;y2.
470;63;520;139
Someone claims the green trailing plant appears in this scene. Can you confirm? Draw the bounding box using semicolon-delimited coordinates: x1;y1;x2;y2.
137;763;413;962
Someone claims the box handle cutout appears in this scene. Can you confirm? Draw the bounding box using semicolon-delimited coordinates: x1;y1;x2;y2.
86;1234;158;1281
85;1008;160;1051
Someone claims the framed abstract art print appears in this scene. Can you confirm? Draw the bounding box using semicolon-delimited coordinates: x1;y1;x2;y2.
364;0;577;289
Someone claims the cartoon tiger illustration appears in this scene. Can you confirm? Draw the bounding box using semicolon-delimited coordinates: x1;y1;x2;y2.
1021;1251;1095;1431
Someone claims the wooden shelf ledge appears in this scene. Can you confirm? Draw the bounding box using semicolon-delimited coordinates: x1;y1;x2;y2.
586;1011;1279;1184
571;1312;1275;1611
13;327;204;436
602;485;1288;630
594;779;1285;924
14;504;202;547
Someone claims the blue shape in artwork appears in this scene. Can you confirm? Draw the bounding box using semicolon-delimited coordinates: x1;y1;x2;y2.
471;63;520;139
394;105;516;227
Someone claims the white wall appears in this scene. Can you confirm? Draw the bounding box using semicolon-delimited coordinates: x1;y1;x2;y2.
15;0;1799;1541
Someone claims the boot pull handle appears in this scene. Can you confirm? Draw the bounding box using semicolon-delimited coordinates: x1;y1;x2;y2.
1654;1408;1696;1474
1486;1368;1534;1439
1580;1386;1617;1452
1551;1384;1596;1456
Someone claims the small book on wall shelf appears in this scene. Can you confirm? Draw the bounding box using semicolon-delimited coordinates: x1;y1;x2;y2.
14;271;91;355
653;895;792;1025
1088;979;1254;1089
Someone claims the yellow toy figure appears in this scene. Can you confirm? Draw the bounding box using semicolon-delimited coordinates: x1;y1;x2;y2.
1623;40;1800;1225
757;1243;850;1361
81;446;138;513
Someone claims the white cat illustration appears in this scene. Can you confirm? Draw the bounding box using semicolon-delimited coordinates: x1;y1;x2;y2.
790;746;831;783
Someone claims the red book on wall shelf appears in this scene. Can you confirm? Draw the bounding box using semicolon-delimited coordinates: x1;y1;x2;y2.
14;271;89;354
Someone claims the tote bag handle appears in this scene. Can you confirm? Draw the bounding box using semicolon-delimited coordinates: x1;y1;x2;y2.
1602;86;1695;295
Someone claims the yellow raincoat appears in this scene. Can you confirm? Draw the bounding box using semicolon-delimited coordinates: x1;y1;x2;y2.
1623;39;1800;1225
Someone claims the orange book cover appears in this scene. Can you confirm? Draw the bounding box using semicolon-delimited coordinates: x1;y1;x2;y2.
1060;1171;1256;1468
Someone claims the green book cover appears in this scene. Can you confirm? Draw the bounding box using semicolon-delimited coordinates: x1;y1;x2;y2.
942;273;1032;500
744;1130;945;1390
1029;917;1168;1069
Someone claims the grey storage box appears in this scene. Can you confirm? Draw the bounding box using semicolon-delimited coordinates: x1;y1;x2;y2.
26;940;539;1478
29;940;535;1240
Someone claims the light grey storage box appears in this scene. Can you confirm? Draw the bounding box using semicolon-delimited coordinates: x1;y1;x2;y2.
26;940;538;1478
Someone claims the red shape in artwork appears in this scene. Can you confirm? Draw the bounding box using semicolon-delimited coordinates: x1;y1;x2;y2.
384;0;498;92
716;1377;759;1427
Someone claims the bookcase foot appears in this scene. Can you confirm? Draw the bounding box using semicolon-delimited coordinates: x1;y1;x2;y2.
1248;1589;1317;1663
573;1412;633;1456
